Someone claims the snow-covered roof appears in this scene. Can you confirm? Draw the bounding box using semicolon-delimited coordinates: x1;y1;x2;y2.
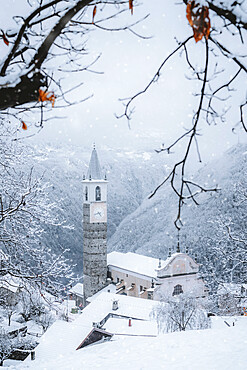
107;252;194;279
25;292;158;365
104;317;157;336
0;274;22;293
0;320;27;335
107;252;164;278
86;147;103;180
87;283;116;302
69;283;83;297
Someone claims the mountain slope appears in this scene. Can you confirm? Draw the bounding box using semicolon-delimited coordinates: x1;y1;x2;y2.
108;144;247;268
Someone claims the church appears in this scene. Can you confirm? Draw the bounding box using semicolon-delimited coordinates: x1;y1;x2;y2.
81;146;207;305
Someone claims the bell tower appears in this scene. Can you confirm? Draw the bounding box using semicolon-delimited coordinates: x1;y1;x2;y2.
82;145;108;302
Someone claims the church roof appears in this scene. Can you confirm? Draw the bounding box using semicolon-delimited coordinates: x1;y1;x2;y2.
107;252;165;278
107;252;197;279
86;147;103;180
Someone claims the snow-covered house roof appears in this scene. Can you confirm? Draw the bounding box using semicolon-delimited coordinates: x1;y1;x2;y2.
86;147;103;180
107;252;164;278
69;283;84;298
0;320;27;336
87;283;116;302
0;274;23;293
25;292;158;365
107;252;198;279
104;316;157;336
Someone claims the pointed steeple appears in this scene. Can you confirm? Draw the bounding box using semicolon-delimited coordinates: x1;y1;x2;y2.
86;145;103;180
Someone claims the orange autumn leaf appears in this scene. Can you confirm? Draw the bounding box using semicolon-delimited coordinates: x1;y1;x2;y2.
38;89;56;107
129;0;133;15
92;5;97;24
186;1;210;43
1;31;9;46
21;121;27;130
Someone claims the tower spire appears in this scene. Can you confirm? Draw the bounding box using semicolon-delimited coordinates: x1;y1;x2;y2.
86;145;103;180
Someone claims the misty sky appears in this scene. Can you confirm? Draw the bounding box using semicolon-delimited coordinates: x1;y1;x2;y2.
1;1;246;167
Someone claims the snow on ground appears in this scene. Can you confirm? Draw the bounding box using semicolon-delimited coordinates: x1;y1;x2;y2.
14;317;247;370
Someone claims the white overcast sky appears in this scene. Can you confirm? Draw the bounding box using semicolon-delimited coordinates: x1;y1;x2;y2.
0;0;246;166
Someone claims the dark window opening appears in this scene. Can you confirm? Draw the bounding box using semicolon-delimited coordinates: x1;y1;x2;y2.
173;284;183;296
95;186;101;201
85;186;88;201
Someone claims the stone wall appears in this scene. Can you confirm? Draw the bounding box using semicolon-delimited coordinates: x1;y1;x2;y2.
83;204;107;300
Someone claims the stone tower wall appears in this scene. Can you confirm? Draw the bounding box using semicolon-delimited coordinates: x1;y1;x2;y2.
83;204;107;301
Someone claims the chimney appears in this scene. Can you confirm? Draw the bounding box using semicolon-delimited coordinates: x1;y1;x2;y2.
112;300;119;311
158;258;161;268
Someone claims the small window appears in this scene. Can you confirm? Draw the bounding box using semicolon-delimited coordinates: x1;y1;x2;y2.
85;186;88;201
147;292;153;300
139;285;143;293
117;277;119;283
95;186;101;201
126;274;128;277
173;284;183;296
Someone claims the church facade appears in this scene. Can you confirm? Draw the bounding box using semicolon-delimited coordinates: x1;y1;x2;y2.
82;147;207;304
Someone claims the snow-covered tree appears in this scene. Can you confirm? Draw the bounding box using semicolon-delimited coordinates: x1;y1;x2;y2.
34;310;55;333
193;176;247;296
0;329;12;366
0;123;73;294
152;292;209;333
0;289;18;327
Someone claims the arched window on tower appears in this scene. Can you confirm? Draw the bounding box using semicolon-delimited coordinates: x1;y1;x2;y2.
172;284;183;296
95;186;101;201
85;186;88;201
